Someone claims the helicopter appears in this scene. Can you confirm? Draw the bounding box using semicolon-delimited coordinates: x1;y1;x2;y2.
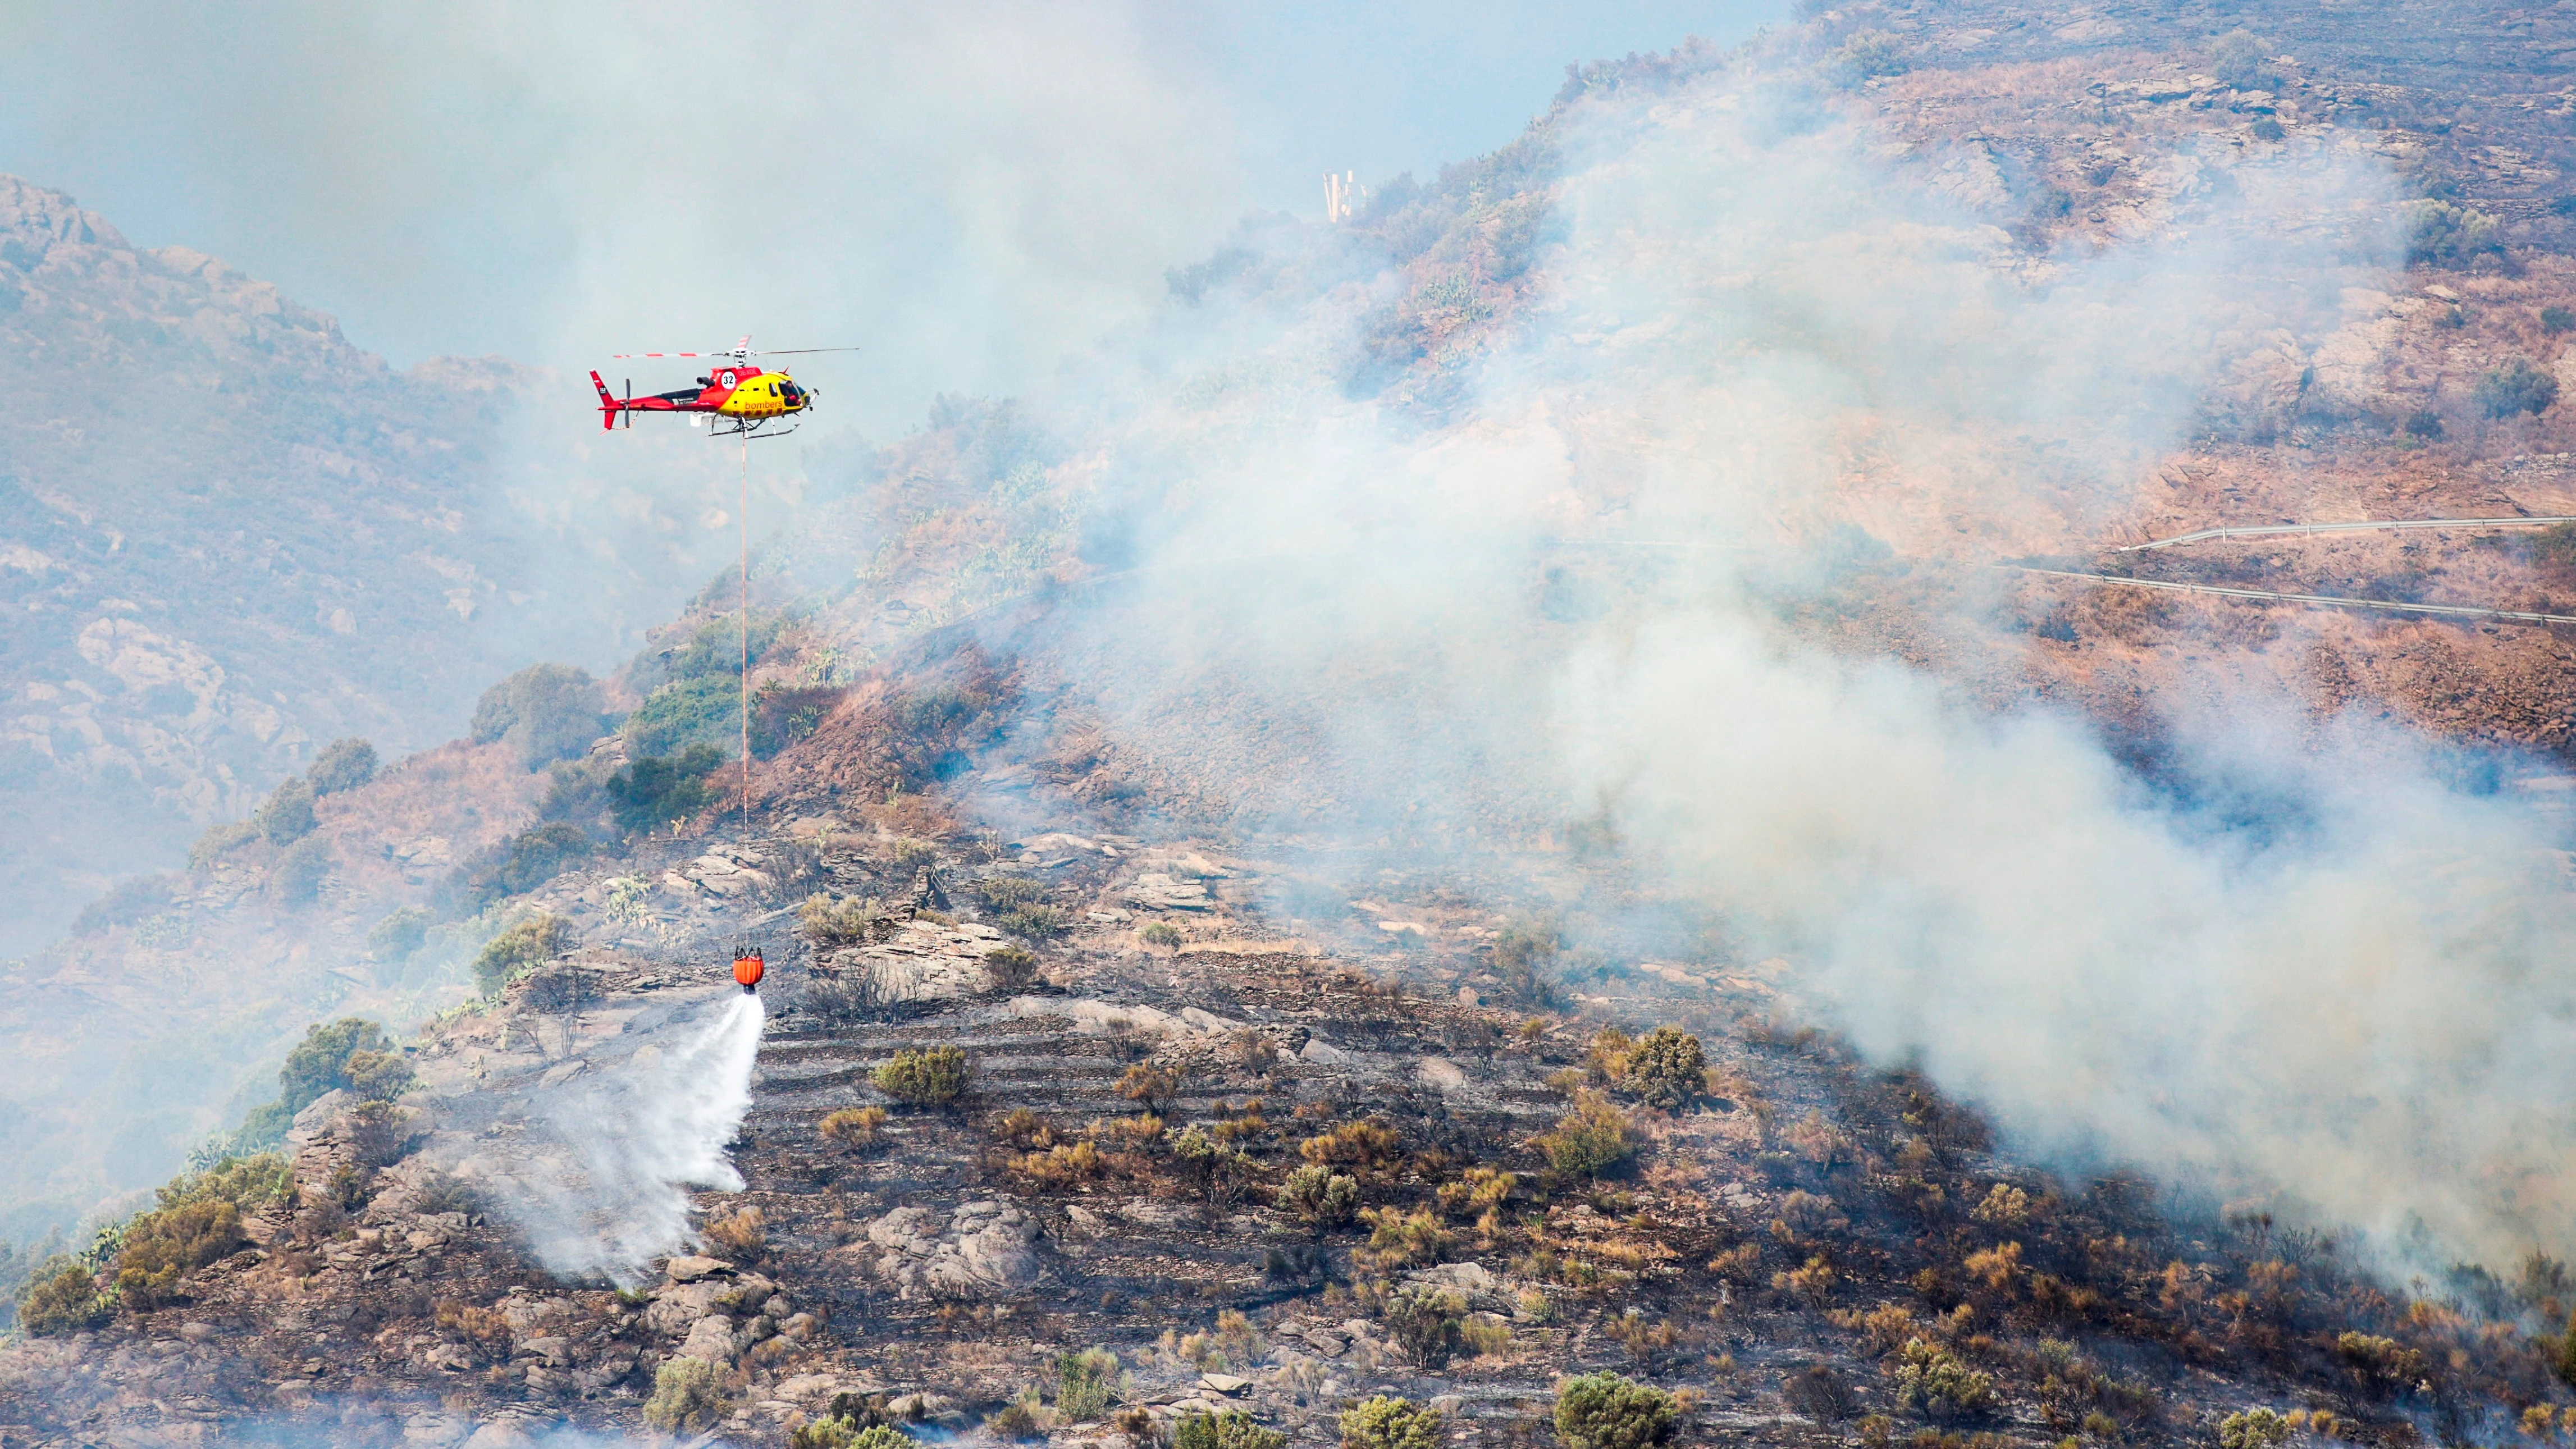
588;337;856;438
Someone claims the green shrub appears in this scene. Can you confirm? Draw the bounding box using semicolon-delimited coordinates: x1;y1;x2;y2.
1055;1346;1122;1422
15;1259;108;1336
2209;30;2274;90
889;838;937;866
978;874;1047;908
305;737;378;794
158;1154;295;1215
997;904;1069;939
873;1045;970;1105
791;1394;911;1449
2219;1410;2292;1449
1624;1026;1706;1107
1833;30;1909;79
1493;916;1561;1002
794;1419;915;1449
472;662;607;767
1140;921;1184;949
273;834;332;905
2251;116;2286;143
606;744;726;832
820;1106;888;1148
1175;1410;1287;1449
281;1019;399;1113
1383;1285;1467;1369
113;1198;243;1307
1541;1091;1637;1177
1893;1339;1994;1419
984;944;1042;993
1171;1126;1253;1205
1359;1207;1453;1269
1340;1396;1442;1449
71;873;181;935
1278;1164;1359;1227
255;776;317;844
186;819;258;871
1553;1372;1678;1449
2405;199;2504;267
368;906;433;962
624;676;738;758
748;683;845;759
453;822;591;912
799;893;888;946
642;1355;734;1432
472;915;573;995
661;611;787;683
2546;306;2576;334
2477;358;2559;418
344;1048;415;1101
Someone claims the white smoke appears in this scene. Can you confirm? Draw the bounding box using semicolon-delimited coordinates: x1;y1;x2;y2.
1011;56;2576;1269
478;990;765;1285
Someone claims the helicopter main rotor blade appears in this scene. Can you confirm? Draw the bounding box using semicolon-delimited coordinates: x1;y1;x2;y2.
758;346;864;356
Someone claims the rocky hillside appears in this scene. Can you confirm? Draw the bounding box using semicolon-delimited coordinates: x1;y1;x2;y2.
0;174;738;955
4;806;2567;1449
15;0;2576;1444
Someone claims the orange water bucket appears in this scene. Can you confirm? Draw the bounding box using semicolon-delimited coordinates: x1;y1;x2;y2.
733;947;765;993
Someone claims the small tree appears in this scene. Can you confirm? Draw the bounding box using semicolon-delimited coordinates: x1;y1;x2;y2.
472;662;607;768
367;906;432;962
255;776;317;844
305;737;379;794
472;914;573;996
16;1259;108;1335
273;835;332;905
873;1045;970;1105
606;744;725;832
2477;359;2559;418
1554;1372;1678;1449
1340;1396;1442;1449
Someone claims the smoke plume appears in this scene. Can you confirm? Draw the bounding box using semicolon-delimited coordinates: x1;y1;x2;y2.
998;57;2576;1268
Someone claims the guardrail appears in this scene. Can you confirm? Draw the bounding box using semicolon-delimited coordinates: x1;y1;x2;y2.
2010;566;2576;626
2111;516;2576;552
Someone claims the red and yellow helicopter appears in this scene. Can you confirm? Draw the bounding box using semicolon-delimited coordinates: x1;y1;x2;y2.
589;337;855;438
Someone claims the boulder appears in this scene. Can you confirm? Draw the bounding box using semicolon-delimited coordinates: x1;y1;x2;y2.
664;1254;732;1283
861;1201;1043;1299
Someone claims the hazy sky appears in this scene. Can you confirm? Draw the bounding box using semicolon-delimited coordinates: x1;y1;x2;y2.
0;1;1783;435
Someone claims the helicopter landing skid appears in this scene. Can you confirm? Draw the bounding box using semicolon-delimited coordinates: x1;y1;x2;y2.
710;418;798;440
